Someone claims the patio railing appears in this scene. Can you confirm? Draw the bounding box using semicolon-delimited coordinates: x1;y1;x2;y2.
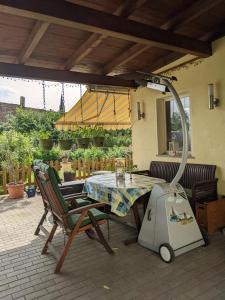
0;157;133;195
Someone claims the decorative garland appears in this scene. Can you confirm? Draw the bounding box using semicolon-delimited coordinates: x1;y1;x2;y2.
0;76;79;88
161;58;204;77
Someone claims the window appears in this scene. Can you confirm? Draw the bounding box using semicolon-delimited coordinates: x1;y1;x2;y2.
157;95;191;155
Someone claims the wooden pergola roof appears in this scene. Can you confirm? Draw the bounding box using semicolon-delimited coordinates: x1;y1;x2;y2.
55;90;131;130
0;0;224;87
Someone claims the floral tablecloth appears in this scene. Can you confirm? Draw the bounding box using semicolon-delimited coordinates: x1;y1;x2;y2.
83;173;165;217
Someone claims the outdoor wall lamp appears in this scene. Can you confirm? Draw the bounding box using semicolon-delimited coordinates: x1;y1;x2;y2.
137;101;145;120
208;83;219;109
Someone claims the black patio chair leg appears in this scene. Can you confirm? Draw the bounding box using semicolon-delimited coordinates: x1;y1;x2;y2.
34;209;48;236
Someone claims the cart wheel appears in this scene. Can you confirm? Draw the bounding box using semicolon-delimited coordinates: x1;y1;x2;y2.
200;227;209;246
159;243;175;263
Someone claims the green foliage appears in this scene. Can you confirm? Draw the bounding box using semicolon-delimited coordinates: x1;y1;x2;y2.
0;108;61;134
83;147;106;160
36;131;52;139
58;130;74;140
171;111;190;131
69;148;85;160
33;147;62;162
106;146;130;158
70;146;130;161
104;135;131;147
0;131;33;183
70;147;106;160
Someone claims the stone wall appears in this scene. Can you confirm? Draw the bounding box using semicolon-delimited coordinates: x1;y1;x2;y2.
0;102;45;122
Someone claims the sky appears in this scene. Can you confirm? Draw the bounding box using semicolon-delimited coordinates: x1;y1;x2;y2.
0;76;86;112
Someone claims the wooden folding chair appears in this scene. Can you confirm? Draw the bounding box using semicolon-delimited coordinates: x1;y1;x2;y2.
37;166;114;273
32;160;91;236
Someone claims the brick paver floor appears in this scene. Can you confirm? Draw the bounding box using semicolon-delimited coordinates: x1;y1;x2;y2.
0;195;225;300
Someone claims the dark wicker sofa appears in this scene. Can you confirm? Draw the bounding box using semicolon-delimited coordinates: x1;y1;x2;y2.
134;161;218;213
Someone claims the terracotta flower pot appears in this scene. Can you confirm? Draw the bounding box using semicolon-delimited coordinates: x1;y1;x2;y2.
7;182;25;199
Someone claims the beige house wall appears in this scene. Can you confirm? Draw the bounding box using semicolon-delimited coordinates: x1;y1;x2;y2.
131;36;225;195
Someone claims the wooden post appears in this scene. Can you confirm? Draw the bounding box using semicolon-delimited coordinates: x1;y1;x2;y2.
71;160;77;180
92;159;95;175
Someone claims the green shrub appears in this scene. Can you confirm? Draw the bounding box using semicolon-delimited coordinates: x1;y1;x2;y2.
69;148;85;160
33;147;62;162
0;131;33;183
70;147;106;160
83;147;106;160
106;146;129;158
0;108;61;134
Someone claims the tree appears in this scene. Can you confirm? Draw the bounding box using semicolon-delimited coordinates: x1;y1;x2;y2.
0;108;61;133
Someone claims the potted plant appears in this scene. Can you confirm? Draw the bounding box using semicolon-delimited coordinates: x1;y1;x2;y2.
38;131;54;150
92;126;105;147
0;131;33;199
75;127;91;149
63;170;75;182
58;130;73;150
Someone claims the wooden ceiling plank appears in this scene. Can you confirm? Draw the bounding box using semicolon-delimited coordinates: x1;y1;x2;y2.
102;0;220;75
102;44;149;75
114;0;147;18
0;62;137;88
0;0;211;57
17;20;49;64
65;0;147;70
161;0;225;31
149;20;225;73
64;32;103;70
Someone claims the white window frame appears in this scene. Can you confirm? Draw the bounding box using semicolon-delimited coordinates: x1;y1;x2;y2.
156;94;192;156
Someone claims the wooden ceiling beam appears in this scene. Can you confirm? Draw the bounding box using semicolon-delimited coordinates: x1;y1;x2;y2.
102;44;149;75
64;33;104;70
65;0;147;70
114;0;147;18
102;0;220;75
17;21;50;64
149;21;225;73
0;62;137;88
0;0;211;57
161;0;224;31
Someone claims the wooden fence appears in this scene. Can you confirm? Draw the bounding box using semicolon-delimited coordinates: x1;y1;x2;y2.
0;157;132;195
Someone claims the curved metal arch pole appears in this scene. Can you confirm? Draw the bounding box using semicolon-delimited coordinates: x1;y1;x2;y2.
162;79;189;189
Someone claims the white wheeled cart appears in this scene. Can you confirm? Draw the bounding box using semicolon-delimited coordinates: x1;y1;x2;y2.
138;183;205;262
137;74;206;262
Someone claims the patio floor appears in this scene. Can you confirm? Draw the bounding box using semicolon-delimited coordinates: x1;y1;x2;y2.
0;195;225;300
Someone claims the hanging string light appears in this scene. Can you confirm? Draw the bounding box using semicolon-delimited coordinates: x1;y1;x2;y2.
0;76;79;88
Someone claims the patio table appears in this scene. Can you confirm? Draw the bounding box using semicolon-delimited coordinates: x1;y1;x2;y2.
84;173;165;217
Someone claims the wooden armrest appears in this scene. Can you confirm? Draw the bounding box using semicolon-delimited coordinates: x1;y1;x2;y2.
64;192;87;199
67;203;106;216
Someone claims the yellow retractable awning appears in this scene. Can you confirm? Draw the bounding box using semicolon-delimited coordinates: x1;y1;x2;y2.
55;90;131;130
